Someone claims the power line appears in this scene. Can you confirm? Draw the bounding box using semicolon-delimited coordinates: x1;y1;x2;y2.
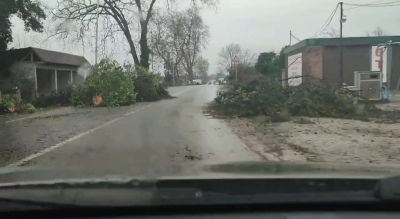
344;0;400;6
290;33;301;42
344;0;400;10
311;4;339;38
346;3;400;7
344;0;385;10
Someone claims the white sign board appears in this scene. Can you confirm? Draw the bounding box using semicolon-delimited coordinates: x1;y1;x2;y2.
371;46;387;83
287;53;302;86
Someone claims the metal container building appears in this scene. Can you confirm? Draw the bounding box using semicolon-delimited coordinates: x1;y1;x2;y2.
282;36;400;90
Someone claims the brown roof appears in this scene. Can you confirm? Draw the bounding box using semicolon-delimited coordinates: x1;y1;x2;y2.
1;47;90;66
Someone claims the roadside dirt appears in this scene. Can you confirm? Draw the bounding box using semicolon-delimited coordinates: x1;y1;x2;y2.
227;116;400;165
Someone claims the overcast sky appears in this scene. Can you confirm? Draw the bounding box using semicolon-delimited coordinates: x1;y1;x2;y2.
9;0;400;74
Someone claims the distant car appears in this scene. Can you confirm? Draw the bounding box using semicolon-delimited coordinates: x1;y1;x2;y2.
207;80;215;85
193;79;202;85
216;79;226;85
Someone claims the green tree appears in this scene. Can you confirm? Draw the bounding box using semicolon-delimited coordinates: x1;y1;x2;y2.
277;45;290;70
0;0;46;50
255;45;289;80
255;52;278;77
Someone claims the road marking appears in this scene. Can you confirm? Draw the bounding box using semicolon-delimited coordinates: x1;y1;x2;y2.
4;113;61;124
6;87;195;167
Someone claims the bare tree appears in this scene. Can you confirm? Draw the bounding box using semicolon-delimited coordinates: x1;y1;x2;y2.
195;56;209;81
239;49;257;67
150;10;188;81
366;27;389;36
180;8;210;82
48;0;217;69
150;8;209;82
323;28;340;38
218;43;241;71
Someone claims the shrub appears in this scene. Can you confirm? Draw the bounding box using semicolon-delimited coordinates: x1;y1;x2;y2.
0;100;13;114
71;59;136;107
32;86;72;108
25;103;36;113
132;66;171;102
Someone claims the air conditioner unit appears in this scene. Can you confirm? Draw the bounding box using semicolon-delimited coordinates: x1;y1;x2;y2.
353;71;382;100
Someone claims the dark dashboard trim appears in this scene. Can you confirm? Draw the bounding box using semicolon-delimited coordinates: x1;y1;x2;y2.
2;201;400;218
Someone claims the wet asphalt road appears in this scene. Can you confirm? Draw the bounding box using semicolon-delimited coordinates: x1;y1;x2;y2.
0;85;261;175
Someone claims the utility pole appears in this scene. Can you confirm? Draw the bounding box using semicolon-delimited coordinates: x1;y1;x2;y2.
172;60;175;87
95;0;99;65
233;56;239;83
235;65;238;83
339;2;344;86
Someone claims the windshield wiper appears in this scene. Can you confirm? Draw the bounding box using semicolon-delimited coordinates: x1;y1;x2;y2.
0;177;394;207
0;178;156;209
152;178;381;205
0;177;156;190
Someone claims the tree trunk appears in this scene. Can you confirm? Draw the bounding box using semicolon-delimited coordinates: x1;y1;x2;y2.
187;69;193;82
139;21;150;69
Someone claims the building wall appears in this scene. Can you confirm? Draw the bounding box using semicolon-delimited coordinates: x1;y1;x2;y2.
35;63;89;88
303;46;323;80
284;46;323;86
8;62;35;90
322;46;340;86
323;45;371;87
0;62;37;101
288;44;377;87
284;47;305;86
10;62;36;81
323;44;400;89
283;36;400;91
388;45;400;90
343;45;371;86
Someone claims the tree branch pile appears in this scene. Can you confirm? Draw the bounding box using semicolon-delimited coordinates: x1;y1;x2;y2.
211;77;396;122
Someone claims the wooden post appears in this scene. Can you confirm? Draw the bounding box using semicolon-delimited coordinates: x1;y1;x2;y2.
33;64;37;92
54;69;58;92
15;90;21;105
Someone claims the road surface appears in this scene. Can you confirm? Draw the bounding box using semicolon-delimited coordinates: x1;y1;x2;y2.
3;85;261;176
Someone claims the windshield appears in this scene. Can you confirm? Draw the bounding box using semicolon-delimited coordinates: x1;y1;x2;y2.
1;0;400;203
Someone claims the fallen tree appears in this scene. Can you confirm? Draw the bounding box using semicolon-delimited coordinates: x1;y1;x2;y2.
71;59;136;107
133;67;171;102
71;59;171;107
210;77;399;123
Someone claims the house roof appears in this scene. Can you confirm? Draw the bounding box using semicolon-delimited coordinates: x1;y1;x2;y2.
1;47;90;66
283;36;400;55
